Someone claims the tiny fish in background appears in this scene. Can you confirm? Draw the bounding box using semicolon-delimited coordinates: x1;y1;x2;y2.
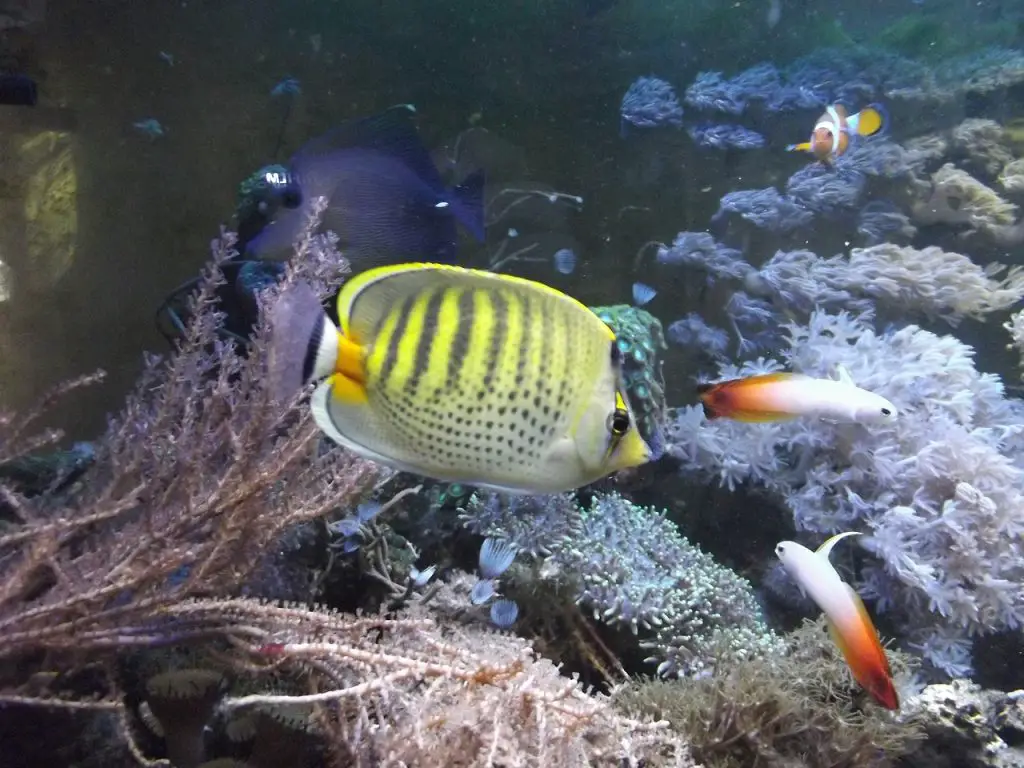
553;248;577;275
246;105;485;265
158;51;175;66
766;0;782;28
268;263;651;493
632;282;657;306
775;533;900;710
697;365;897;424
786;103;887;163
271;77;301;97
133;118;166;139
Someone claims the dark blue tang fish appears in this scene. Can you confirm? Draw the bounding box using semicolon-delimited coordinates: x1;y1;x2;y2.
245;104;485;263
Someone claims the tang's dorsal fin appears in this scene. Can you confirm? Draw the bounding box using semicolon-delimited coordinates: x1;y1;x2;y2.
292;104;446;193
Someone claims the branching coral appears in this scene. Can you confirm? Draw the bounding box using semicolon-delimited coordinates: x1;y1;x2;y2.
209;599;697;767
0;207;378;699
666;310;1024;676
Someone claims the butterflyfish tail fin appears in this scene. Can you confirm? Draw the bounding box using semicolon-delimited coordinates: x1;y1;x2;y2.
786;142;812;153
267;280;340;405
825;585;900;710
851;104;887;137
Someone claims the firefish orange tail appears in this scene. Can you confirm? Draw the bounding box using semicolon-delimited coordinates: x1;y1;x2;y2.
696;373;801;423
848;104;888;137
825;585;900;710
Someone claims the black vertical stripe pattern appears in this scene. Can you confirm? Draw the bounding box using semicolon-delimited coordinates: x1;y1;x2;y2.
481;290;508;389
380;294;416;388
406;288;443;395
447;289;472;389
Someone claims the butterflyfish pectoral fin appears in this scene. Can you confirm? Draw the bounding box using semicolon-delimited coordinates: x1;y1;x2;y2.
825;585;900;710
786;142;812;153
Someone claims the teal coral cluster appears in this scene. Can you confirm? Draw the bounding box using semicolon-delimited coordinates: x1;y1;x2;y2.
591;304;668;455
460;491;782;677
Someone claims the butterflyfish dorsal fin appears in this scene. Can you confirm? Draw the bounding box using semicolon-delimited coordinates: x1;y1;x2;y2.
336;262;613;345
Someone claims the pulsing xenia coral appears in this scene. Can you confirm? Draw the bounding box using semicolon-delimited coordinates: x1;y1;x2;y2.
620;76;684;130
460;492;781;677
667;310;1024;676
747;244;1024;325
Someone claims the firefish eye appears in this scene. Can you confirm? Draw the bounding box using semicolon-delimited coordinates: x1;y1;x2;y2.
881;407;892;416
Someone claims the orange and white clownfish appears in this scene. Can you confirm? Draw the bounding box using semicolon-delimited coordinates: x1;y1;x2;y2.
786;103;888;163
775;533;900;710
696;366;897;425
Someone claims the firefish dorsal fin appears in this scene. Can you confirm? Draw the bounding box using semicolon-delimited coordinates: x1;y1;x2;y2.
815;531;861;562
833;364;855;386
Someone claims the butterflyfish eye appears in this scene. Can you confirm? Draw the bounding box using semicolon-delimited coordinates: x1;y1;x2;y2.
609;408;630;436
607;390;631;436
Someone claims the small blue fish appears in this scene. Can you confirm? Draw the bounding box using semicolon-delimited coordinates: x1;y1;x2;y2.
553;247;577;275
158;51;175;66
133;119;165;139
246;105;485;264
271;77;301;97
632;281;657;306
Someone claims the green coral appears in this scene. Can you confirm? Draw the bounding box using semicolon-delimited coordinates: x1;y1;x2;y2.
615;619;925;768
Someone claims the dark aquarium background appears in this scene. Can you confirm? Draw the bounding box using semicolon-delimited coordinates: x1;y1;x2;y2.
4;0;1023;435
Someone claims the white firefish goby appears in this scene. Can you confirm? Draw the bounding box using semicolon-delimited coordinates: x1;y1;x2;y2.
697;365;898;425
775;533;900;710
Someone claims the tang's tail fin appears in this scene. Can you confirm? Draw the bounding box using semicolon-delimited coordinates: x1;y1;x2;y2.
786;141;812;153
267;280;338;405
450;169;486;242
849;103;888;137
